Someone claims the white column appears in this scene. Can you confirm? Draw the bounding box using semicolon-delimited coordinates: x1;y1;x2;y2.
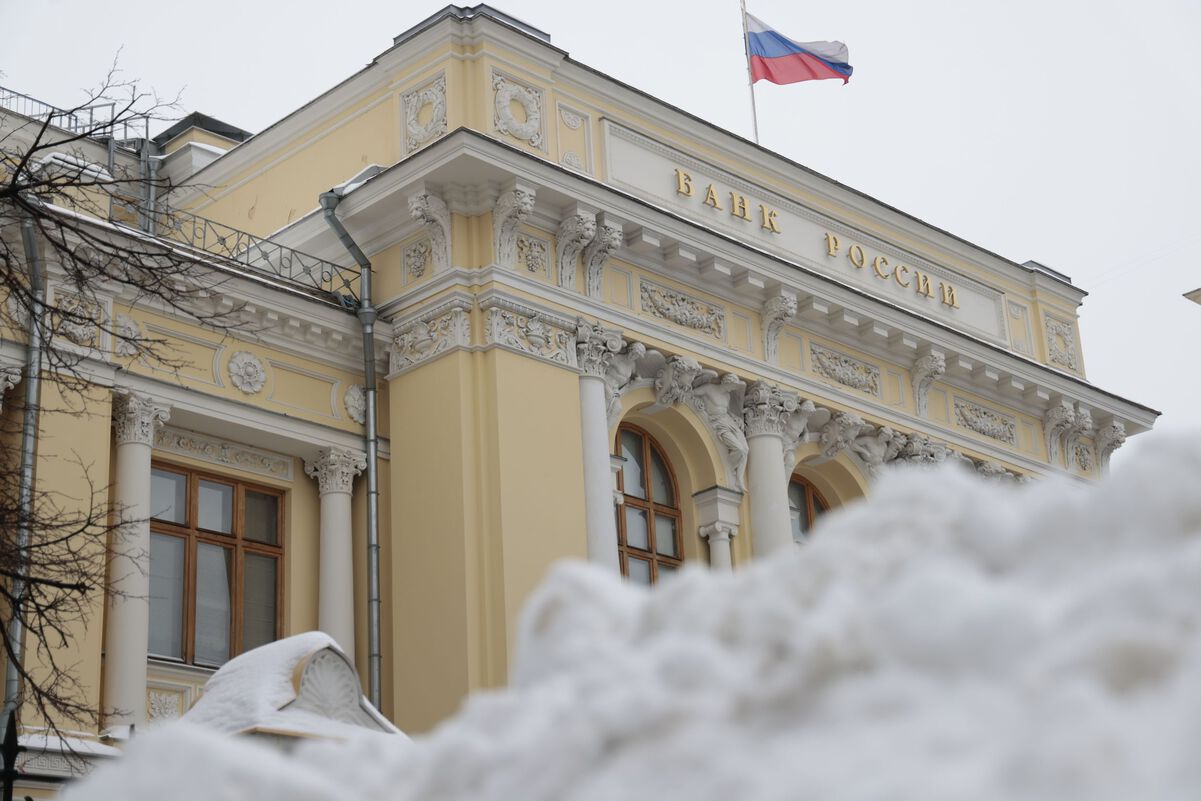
743;381;798;557
105;390;169;734
304;448;367;657
576;321;624;572
694;485;743;572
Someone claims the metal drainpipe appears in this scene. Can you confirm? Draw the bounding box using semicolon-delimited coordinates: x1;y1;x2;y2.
3;215;47;723
318;191;382;709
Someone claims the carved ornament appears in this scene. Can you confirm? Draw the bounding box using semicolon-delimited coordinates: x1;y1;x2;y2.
810;343;880;396
911;351;946;418
304;447;367;495
493;187;536;270
493;73;543;147
640;280;725;338
113;391;170;447
761;293;797;365
154;425;293;480
403;74;447;152
390;302;471;374
954;397;1017;446
555;213;596;289
228;351;267;395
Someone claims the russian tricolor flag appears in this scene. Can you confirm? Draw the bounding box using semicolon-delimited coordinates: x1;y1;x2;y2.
746;13;852;85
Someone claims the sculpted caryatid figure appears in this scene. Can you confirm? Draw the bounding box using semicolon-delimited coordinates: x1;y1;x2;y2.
602;341;647;424
690;372;749;487
849;425;902;478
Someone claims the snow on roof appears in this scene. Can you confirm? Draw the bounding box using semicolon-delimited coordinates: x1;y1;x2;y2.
62;435;1201;800
183;631;402;741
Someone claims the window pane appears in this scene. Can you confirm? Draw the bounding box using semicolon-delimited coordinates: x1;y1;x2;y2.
620;430;646;499
244;490;279;545
649;447;674;506
787;481;804;512
814;493;827;515
195;543;232;665
242;554;278;653
654;514;678;558
198;480;234;534
148;533;185;659
791;507;805;544
150;469;186;524
627;556;652;585
624;506;649;551
658;563;678;581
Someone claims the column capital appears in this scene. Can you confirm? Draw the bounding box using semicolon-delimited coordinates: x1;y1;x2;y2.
112;390;170;446
304;447;367;495
742;380;799;438
699;522;736;544
575;319;624;379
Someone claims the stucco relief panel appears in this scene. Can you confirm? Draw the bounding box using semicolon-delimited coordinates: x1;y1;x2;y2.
402;72;447;153
492;70;545;150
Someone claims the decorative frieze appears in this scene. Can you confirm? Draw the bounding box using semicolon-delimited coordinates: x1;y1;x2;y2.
639;280;725;338
113;391;170;447
493;186;536;269
954;397;1017;446
57;293;101;348
408;190;451;274
493;72;543;147
484;299;576;367
404;239;431;279
228;351;267;395
1044;316;1079;371
556;213;597;289
582;217;623;300
761;292;796;365
911;351;945;417
402;73;447;153
154;425;293;480
516;234;549;275
344;384;366;425
810;343;880;396
389;300;472;374
304;447;367;496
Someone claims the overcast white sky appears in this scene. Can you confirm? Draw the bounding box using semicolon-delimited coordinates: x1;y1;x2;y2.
3;0;1198;461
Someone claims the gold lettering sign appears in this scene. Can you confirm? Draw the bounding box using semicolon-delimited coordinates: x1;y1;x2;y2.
670;168;781;234
824;231;959;308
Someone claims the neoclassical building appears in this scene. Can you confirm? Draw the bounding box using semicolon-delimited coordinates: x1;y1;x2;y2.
0;3;1157;791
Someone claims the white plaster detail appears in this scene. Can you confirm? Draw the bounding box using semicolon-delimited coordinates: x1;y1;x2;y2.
402;73;447;153
562;152;585;171
484;301;576;366
810;342;881;396
408;189;451;273
57;293;101;348
147;690;182;722
575;319;624;379
761;292;797;365
492;185;536;269
228;350;267;395
954;397;1018;446
640;280;725;338
911;351;946;418
1044;315;1080;371
1043;399;1077;464
304;447;367;495
1063;405;1094;472
154;425;293;480
289;650;374;726
0;366;20;411
344;384;366;425
1095;419;1127;474
389;300;472;374
556;213;597;289
602;340;648;426
516;233;549;275
114;313;141;357
113;391;170;447
493;72;543;147
582;217;623;300
1074;441;1096;473
818;411;866;460
694;485;742;572
655;355;748;490
404;239;431;279
560;106;584;129
743;380;799;438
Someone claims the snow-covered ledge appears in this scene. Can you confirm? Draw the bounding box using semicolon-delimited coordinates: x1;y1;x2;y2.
182;632;403;750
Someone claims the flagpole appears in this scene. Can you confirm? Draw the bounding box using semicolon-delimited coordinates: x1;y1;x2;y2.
739;0;761;143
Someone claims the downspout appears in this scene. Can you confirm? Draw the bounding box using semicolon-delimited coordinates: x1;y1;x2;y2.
318;191;382;709
3;214;47;722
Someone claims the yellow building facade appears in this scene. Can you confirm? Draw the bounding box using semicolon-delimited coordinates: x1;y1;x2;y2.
0;4;1158;792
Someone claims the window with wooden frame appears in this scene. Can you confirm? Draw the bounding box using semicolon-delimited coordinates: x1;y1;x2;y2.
788;475;829;543
148;463;283;667
615;424;682;584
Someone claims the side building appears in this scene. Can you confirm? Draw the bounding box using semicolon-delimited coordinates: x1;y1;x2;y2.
0;4;1157;793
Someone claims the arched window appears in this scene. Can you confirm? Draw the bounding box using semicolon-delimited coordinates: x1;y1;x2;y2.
616;424;682;584
788;476;828;543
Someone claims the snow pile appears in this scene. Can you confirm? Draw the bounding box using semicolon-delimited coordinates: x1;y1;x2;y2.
65;436;1201;800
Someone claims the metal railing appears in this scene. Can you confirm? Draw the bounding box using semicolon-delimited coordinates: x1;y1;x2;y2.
0;85;148;142
154;206;360;306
